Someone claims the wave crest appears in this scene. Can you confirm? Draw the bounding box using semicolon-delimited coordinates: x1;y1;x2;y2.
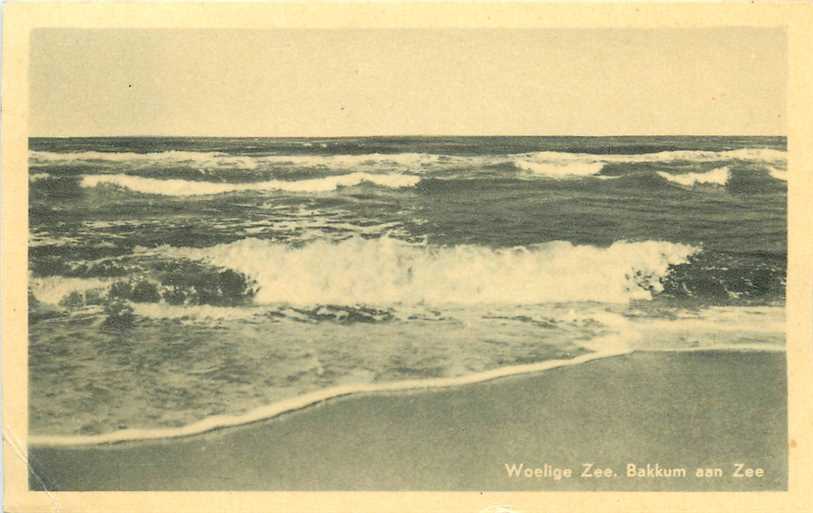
80;173;420;196
162;238;699;305
513;158;605;178
656;166;730;187
30;150;445;172
767;166;788;182
30;150;260;170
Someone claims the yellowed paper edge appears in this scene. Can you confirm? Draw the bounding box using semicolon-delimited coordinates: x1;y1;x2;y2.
3;3;812;513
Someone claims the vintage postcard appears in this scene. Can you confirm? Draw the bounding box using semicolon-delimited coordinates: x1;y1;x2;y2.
3;3;813;513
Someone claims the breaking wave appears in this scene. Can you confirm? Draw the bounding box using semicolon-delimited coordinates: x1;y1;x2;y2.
656;166;731;187
768;167;788;182
29;276;111;305
513;159;605;178
161;237;699;305
80;173;421;196
509;148;784;179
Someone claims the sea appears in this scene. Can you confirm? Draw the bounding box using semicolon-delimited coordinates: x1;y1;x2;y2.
27;136;787;442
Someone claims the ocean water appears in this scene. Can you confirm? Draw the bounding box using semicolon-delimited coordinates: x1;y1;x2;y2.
28;136;787;440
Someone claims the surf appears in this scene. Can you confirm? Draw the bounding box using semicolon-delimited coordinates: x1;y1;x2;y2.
31;147;787;179
158;237;700;305
80;172;421;196
656;166;731;187
26;341;784;448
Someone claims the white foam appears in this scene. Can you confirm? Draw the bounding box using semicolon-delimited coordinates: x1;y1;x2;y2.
163;237;699;305
29;173;52;182
29;277;110;304
130;303;262;321
513;159;605;178
29;233;84;248
646;343;786;353
656;166;730;187
30;150;259;170
619;306;785;356
509;148;786;180
514;147;785;166
80;173;421;196
717;148;787;163
30;150;445;173
768;166;788;182
593;147;784;165
256;152;444;170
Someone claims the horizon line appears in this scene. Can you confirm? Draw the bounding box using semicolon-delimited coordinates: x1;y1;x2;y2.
29;133;788;139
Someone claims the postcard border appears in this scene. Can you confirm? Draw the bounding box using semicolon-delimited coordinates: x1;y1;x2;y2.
4;3;813;513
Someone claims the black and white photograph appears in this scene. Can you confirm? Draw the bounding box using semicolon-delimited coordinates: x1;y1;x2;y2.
3;6;812;510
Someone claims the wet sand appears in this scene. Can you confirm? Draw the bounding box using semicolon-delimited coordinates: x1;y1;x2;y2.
28;350;787;491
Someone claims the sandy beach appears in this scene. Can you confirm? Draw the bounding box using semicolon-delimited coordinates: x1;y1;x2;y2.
28;350;787;491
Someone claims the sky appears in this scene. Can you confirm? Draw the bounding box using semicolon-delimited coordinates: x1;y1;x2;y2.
30;28;786;137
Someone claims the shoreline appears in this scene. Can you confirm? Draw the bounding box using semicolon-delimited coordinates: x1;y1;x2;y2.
30;349;630;447
28;345;784;448
28;348;788;491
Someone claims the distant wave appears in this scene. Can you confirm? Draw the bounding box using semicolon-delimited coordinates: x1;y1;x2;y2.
30;150;444;172
31;147;788;194
31;147;786;176
573;147;785;164
512;159;605;178
509;149;785;179
29;173;52;182
160;237;700;305
768;166;788;182
656;166;730;187
30;150;261;170
80;173;421;196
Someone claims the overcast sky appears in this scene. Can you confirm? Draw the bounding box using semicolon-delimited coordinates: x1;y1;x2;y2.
30;28;786;137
